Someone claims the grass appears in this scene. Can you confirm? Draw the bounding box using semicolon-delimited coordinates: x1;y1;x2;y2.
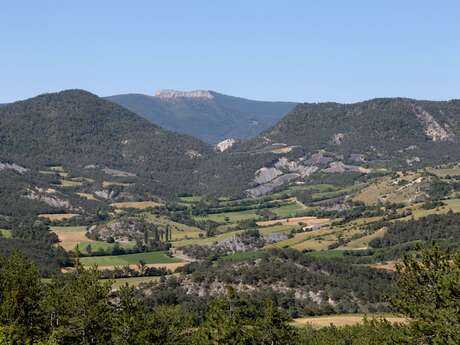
79;251;180;266
258;224;297;236
193;201;306;224
426;165;460;177
305;250;345;259
0;229;12;238
39;213;79;221
341;228;387;250
270;202;306;217
76;192;97;200
292;314;407;328
173;229;245;247
194;209;261;223
142;213;205;241
60;179;82;187
179;196;203;203
52;226;134;253
109;276;162;288
111;201;162;209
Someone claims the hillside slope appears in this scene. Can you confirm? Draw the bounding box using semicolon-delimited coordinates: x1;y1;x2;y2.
220;98;460;196
0;90;213;196
106;90;296;143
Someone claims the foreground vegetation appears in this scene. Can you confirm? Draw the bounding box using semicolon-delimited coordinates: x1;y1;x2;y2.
0;246;458;344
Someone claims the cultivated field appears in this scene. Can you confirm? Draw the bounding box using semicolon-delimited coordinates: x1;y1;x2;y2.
39;213;79;221
111;201;162;209
257;216;329;227
52;226;134;253
79;251;181;267
109;276;163;288
293;314;407;328
0;229;12;238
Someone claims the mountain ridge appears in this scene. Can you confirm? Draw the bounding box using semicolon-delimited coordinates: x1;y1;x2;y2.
106;90;297;143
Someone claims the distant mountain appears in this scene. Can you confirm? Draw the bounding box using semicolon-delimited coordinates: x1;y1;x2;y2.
106;90;296;143
0;90;212;196
2;91;460;200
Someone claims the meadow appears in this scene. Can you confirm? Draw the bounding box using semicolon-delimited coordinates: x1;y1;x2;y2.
79;251;180;266
52;226;134;253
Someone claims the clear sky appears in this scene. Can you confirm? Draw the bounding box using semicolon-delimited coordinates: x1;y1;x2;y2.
1;0;459;103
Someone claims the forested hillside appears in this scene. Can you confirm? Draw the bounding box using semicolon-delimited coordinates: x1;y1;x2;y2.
241;98;460;165
0;90;213;196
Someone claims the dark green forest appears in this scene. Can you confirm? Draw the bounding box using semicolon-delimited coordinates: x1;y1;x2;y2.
0;246;458;344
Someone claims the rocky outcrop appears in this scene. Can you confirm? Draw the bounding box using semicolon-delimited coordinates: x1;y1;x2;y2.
155;89;214;100
253;167;283;185
24;188;73;209
215;138;237;152
412;105;454;142
88;218;145;242
0;161;28;174
323;161;371;174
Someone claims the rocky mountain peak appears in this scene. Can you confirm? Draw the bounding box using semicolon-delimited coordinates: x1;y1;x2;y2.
155;89;214;100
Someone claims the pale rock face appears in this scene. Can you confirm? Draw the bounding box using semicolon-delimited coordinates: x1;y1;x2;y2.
155;89;214;100
215;138;236;152
0;161;28;174
331;133;345;145
24;189;73;209
412;105;454;142
185;150;203;159
254;167;283;185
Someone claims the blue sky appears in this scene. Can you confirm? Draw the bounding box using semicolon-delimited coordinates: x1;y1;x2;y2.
1;0;459;103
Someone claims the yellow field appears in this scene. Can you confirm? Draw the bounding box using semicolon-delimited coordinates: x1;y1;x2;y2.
39;213;79;221
52;226;94;250
426;165;460;177
369;261;398;272
76;192;97;200
293;314;407;328
110;276;162;288
341;227;387;250
111;201;162;209
60;179;82;187
257;216;329;227
92;262;187;271
354;173;426;205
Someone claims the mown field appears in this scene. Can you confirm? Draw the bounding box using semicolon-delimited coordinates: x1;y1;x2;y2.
79;251;180;266
0;229;12;238
109;276;163;288
52;226;134;253
293;314;407;328
193;201;307;223
111;201;162;209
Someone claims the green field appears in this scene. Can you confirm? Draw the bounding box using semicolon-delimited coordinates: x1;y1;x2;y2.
194;201;306;223
269;202;306;217
426;165;460;177
142;213;205;240
305;250;346;259
80;251;180;266
0;229;12;238
109;276;162;288
194;209;262;223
